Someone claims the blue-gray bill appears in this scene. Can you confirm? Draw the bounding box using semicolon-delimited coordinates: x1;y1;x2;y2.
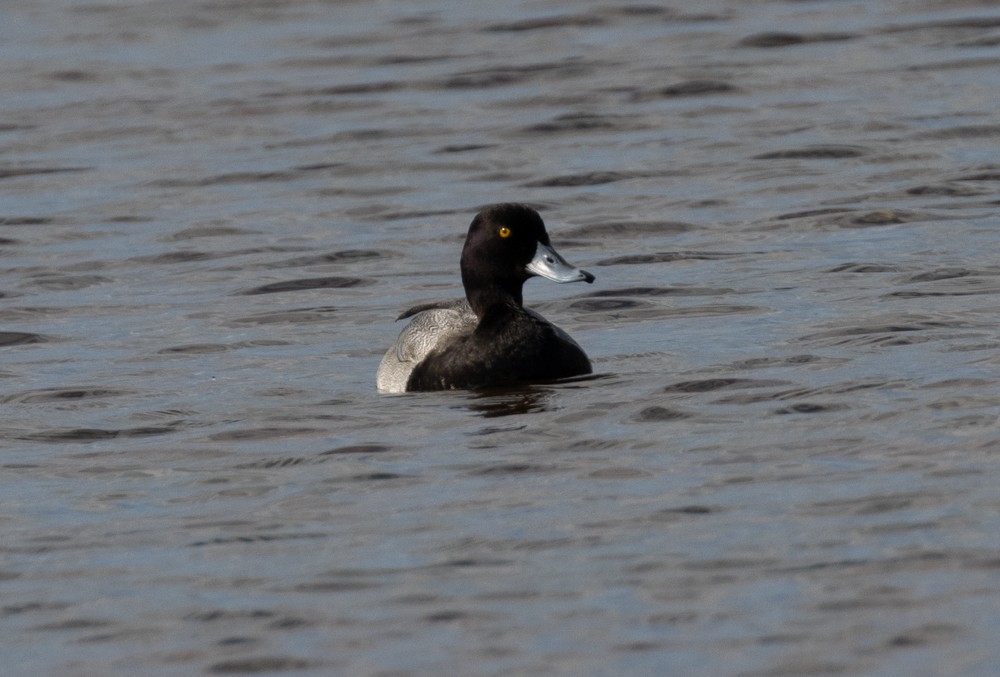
526;243;595;284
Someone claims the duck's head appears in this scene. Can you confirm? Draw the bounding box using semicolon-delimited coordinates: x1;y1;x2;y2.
460;203;593;311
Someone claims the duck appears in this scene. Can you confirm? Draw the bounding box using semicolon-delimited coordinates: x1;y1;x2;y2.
376;203;595;393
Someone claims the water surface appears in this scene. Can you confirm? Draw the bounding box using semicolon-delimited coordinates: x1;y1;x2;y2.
3;1;1000;675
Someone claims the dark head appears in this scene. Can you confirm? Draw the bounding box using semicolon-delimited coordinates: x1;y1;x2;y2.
460;203;594;314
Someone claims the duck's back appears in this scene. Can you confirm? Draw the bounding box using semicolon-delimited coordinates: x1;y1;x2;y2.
375;300;476;394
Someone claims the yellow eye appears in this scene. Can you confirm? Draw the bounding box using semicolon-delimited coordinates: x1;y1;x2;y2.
498;226;511;238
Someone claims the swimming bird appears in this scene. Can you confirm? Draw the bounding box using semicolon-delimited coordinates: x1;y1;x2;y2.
376;203;594;393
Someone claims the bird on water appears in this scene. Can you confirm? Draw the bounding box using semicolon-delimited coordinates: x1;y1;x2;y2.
376;203;594;393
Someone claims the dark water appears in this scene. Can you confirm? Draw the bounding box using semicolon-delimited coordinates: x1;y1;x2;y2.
3;0;1000;674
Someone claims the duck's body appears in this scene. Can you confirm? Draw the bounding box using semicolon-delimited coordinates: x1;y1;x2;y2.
376;204;594;393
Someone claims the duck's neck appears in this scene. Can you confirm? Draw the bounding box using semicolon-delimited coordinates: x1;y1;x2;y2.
461;259;525;316
465;283;523;318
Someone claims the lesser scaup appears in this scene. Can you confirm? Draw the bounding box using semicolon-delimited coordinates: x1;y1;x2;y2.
376;203;594;393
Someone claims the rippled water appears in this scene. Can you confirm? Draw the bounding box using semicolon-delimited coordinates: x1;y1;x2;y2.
3;0;1000;674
